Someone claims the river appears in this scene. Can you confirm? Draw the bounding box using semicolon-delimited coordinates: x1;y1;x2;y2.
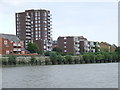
2;63;118;88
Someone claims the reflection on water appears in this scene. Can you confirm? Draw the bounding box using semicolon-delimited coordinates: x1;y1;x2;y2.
2;63;118;88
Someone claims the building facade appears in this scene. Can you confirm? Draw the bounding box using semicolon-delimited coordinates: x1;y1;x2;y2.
0;34;26;55
57;36;101;55
99;42;116;52
57;36;88;55
16;9;52;53
84;41;100;53
52;40;58;49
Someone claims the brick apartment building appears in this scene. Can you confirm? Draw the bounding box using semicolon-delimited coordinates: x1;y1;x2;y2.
16;9;52;53
57;36;100;55
0;33;26;55
57;36;87;55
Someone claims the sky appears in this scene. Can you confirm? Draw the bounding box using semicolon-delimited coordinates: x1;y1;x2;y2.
0;0;119;46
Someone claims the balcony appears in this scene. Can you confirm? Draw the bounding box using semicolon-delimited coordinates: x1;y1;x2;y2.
13;48;21;51
13;43;17;46
26;33;31;36
90;44;95;47
48;14;52;16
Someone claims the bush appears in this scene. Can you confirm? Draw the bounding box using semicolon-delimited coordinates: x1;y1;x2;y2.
74;58;80;64
8;54;16;65
95;54;104;63
2;58;8;65
89;53;95;63
50;52;58;65
31;56;36;65
65;55;73;64
83;54;90;63
57;55;64;64
44;51;51;56
45;58;51;65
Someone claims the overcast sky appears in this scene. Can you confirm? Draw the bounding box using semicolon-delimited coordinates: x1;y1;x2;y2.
0;0;118;45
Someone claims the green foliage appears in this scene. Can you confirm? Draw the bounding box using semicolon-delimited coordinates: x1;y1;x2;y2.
45;58;50;65
8;54;16;65
115;47;120;54
49;52;58;65
96;54;104;61
44;51;51;56
31;56;36;64
57;55;64;64
74;58;80;64
2;58;8;65
65;55;73;64
27;42;41;54
52;47;62;53
103;48;109;52
66;52;74;56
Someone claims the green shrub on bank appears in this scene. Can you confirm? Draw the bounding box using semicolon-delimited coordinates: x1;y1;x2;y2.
45;58;51;65
7;54;16;65
2;58;8;65
50;52;58;65
31;56;36;65
57;55;64;64
65;55;74;64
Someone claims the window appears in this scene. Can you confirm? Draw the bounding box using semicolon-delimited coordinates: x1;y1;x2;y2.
64;42;67;44
6;50;9;54
38;17;40;19
35;12;37;16
31;21;33;24
35;24;38;27
38;12;40;16
35;21;37;23
44;28;47;30
35;17;37;20
4;40;7;45
26;12;29;16
44;46;46;49
64;37;67;40
44;12;47;16
36;38;38;40
36;35;38;37
35;28;38;30
36;31;38;34
64;50;67;52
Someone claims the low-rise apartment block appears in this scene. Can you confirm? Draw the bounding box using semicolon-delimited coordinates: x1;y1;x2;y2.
0;33;26;55
57;36;101;55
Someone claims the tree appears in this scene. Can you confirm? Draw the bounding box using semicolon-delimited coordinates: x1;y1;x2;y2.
103;48;109;52
44;51;51;56
115;47;120;54
49;52;58;65
65;55;73;64
52;47;62;53
27;42;41;54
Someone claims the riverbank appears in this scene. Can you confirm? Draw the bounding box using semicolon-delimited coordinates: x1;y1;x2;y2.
1;55;119;66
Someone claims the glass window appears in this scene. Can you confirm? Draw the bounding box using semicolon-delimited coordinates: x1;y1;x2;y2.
35;17;37;20
6;50;9;54
35;21;37;23
35;28;38;30
38;12;40;16
35;12;37;16
4;40;7;45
